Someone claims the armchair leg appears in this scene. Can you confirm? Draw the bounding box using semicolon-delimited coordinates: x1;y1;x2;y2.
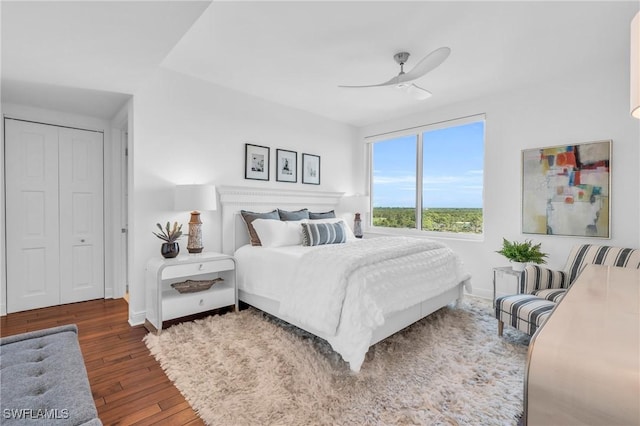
498;320;504;337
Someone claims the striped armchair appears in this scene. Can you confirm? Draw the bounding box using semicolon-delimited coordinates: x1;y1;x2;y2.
495;244;640;336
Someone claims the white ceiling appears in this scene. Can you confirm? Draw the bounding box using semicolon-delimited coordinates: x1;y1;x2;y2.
2;1;639;125
1;1;211;119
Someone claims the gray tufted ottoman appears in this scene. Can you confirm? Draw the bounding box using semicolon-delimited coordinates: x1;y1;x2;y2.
0;324;102;425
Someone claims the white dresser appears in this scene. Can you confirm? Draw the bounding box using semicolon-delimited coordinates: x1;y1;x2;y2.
144;252;237;334
526;264;640;425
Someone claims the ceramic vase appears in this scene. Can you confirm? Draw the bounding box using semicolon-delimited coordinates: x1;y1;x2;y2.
161;242;179;258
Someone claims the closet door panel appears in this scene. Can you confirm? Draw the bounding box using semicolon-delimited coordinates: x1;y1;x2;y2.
59;128;105;303
5;120;61;312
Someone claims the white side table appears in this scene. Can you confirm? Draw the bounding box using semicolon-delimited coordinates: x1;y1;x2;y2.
492;266;523;307
145;252;237;334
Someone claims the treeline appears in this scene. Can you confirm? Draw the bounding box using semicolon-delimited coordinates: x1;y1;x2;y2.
372;207;483;234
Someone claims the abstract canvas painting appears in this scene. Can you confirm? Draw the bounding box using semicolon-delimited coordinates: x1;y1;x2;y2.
522;140;610;238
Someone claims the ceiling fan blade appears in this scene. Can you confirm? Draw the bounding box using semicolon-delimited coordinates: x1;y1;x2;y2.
338;75;400;88
406;83;432;100
403;47;451;81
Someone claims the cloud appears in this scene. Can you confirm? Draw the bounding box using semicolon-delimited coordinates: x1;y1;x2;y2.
373;175;415;184
422;174;483;186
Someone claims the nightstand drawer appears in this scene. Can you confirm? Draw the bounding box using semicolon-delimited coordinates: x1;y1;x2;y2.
161;258;235;280
162;283;235;321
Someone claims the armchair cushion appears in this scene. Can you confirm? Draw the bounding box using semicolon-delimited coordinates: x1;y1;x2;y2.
522;264;568;294
531;288;567;303
495;294;555;336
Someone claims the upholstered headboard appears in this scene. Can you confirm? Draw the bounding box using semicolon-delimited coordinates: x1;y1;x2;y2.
218;186;344;254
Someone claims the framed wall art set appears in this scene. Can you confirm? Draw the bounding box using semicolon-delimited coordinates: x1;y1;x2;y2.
244;143;320;185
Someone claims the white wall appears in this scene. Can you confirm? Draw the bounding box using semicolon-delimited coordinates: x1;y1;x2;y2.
0;103;117;314
130;69;358;324
359;62;640;299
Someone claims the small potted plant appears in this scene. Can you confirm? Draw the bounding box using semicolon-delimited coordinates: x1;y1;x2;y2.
496;238;548;271
153;222;183;258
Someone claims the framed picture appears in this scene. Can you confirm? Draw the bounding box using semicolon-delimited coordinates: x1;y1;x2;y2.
522;140;611;238
276;149;297;183
302;153;320;185
245;143;270;181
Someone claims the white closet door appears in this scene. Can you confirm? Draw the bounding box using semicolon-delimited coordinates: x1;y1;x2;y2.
5;120;61;312
59;127;104;304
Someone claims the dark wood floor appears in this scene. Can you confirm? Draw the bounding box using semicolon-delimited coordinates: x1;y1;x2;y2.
0;298;204;425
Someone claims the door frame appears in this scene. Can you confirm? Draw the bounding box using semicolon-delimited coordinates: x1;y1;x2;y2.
1;104;124;315
109;104;130;299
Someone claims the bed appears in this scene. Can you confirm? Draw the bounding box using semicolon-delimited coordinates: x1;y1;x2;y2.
219;186;471;372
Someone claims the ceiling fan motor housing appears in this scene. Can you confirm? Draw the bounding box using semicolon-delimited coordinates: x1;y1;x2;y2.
394;52;411;65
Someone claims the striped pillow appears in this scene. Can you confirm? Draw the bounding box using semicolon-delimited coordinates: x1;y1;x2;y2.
301;222;347;246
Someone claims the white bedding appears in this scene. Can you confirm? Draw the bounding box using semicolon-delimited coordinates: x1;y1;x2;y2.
234;237;470;372
235;244;310;300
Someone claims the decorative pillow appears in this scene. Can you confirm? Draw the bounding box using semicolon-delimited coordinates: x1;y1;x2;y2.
240;209;280;246
301;222;347;246
252;218;304;247
309;218;356;241
278;208;310;221
308;210;336;219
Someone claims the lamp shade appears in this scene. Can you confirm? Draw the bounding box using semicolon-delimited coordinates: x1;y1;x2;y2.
340;194;371;213
174;184;217;212
632;11;640;119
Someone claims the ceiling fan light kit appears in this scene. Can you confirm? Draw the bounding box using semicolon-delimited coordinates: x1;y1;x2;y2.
339;47;450;100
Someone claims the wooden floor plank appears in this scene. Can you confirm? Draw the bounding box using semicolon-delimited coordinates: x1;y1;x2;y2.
131;401;200;426
0;298;202;425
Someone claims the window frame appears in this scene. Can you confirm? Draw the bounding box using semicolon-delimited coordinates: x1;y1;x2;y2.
366;114;486;240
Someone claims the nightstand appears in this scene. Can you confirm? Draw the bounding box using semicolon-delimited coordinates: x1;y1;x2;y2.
144;252;237;334
492;266;523;307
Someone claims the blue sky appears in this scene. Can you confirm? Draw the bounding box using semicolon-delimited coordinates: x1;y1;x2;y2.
372;121;484;208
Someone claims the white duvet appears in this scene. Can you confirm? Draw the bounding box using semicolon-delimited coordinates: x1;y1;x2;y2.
236;237;470;372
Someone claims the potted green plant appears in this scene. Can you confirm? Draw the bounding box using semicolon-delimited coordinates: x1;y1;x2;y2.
496;238;548;271
153;222;183;258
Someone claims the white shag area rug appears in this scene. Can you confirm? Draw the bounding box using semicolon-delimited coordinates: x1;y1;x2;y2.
144;298;528;425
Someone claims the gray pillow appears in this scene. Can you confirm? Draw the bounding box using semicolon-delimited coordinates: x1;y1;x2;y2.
301;222;347;246
241;210;280;246
278;208;310;221
308;210;336;219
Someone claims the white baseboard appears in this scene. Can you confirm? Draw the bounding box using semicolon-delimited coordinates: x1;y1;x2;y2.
469;288;492;300
129;310;146;326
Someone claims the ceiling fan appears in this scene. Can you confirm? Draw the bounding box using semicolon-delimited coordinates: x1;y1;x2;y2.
339;47;451;100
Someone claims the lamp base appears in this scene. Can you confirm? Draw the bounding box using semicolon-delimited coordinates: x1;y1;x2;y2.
353;213;363;239
187;211;204;254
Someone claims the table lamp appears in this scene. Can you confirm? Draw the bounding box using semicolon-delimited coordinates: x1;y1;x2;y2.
174;184;217;253
340;194;370;238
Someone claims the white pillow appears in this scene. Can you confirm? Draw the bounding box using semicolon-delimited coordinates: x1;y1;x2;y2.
308;218;357;241
252;218;305;247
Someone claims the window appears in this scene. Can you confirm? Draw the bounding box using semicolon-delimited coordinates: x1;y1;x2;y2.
371;135;417;229
370;115;484;235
